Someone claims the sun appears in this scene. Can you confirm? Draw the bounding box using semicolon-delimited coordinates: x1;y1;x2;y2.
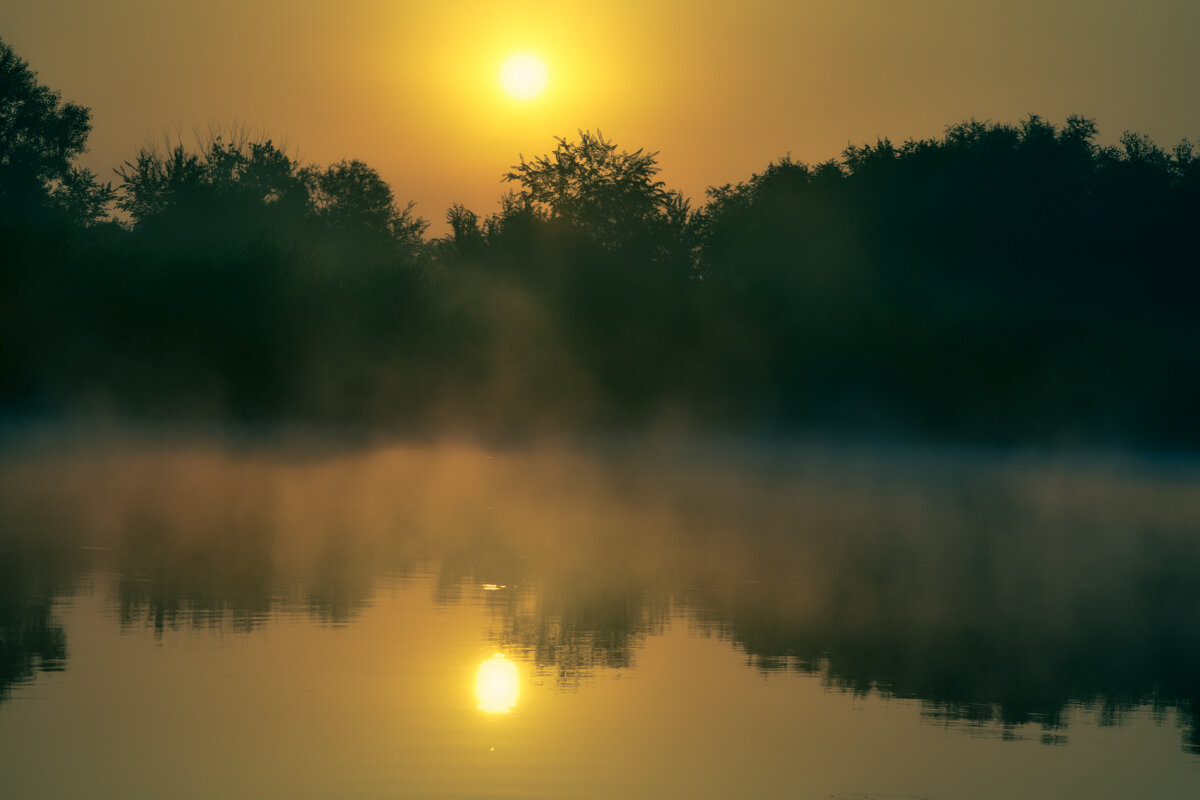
499;53;548;101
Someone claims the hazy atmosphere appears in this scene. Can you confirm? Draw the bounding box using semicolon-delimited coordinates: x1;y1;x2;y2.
6;0;1200;227
3;2;1200;798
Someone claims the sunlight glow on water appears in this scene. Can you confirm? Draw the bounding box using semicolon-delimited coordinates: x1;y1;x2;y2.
3;439;1200;798
476;654;519;713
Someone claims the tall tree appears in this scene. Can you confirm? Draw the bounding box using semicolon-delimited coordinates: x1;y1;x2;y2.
0;36;111;228
503;129;688;254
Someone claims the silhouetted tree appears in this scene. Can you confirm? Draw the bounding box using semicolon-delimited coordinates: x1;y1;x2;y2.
443;202;485;260
504;130;675;244
115;133;310;245
0;36;112;229
4;32;1200;446
308;158;426;252
500;129;693;286
492;132;698;419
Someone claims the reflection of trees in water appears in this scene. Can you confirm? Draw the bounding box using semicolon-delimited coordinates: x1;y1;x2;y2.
672;473;1200;754
492;575;669;681
114;518;278;634
0;591;67;702
436;533;668;680
3;441;1200;754
709;580;1200;752
434;452;1200;752
113;521;424;633
0;442;442;699
0;532;83;701
0;463;88;701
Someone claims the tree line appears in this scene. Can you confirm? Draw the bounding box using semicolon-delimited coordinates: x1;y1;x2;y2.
3;37;1198;444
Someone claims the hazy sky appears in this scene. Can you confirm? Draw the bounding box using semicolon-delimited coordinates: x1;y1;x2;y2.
6;0;1199;230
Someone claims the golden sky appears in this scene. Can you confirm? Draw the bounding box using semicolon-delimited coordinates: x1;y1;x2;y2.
7;0;1200;230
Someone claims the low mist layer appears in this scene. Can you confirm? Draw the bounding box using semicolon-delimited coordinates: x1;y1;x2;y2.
3;432;1200;750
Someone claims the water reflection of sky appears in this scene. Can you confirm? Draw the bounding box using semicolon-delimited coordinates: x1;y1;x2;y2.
2;439;1200;797
5;573;1197;799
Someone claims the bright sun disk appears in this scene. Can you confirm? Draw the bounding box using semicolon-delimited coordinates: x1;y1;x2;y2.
500;53;548;100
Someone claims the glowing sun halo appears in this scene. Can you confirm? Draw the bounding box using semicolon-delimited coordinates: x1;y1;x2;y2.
476;654;519;713
500;53;548;100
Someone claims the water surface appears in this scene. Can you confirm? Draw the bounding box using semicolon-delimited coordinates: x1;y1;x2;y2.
2;435;1199;798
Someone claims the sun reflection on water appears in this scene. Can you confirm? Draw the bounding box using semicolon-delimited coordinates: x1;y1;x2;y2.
475;654;519;713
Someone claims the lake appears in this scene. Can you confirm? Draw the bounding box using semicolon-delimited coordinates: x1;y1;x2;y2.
2;432;1199;798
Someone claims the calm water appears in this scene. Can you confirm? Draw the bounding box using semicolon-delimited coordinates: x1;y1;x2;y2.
2;434;1200;798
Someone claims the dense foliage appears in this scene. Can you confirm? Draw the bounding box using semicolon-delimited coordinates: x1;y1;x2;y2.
3;37;1198;444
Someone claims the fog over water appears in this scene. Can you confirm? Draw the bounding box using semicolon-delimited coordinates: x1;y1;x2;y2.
4;431;1199;764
